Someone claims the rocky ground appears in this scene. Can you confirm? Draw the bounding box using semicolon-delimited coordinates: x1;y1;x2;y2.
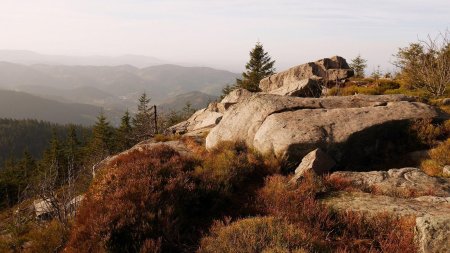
167;56;450;252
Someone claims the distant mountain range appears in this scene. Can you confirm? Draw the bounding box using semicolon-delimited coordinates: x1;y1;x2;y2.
0;50;166;68
0;53;237;125
0;62;237;104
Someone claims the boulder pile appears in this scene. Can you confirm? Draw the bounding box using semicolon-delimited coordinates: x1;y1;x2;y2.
259;56;354;97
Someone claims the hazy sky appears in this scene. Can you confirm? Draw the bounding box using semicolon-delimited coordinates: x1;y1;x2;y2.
1;0;449;72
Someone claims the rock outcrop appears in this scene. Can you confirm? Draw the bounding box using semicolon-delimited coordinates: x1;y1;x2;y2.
206;93;437;167
290;148;335;183
259;56;353;97
167;88;253;136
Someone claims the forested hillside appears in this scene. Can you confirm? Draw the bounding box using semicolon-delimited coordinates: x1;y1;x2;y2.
0;118;90;166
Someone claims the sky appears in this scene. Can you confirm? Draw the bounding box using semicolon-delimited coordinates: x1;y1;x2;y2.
0;0;449;72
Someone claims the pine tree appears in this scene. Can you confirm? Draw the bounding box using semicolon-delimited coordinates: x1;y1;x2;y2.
350;54;367;78
19;150;36;180
39;130;66;184
221;84;236;99
117;110;134;151
182;102;195;119
132;93;154;142
371;65;382;81
236;42;275;92
65;125;80;157
65;125;82;172
89;111;114;161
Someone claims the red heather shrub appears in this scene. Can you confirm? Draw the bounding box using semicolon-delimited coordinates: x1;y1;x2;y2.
66;145;201;252
66;142;280;252
256;174;417;253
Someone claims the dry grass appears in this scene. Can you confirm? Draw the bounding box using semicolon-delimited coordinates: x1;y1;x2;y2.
153;133;181;142
198;217;309;253
327;80;401;96
421;138;450;176
23;220;69;253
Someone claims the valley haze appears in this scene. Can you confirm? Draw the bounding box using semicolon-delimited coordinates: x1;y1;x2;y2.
0;51;239;125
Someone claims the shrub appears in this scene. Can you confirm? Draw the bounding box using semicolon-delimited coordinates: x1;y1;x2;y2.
198;217;309;253
24;220;69;253
429;138;450;165
377;79;401;90
327;79;402;96
409;119;444;146
196;142;278;191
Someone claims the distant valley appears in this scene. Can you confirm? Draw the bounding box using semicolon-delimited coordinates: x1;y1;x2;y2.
0;52;237;125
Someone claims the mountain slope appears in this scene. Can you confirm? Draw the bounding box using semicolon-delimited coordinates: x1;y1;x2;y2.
0;90;112;125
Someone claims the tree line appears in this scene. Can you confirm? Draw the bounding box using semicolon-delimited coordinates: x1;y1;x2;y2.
0;93;195;210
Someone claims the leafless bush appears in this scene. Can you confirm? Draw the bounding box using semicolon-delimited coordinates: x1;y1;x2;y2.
395;30;450;96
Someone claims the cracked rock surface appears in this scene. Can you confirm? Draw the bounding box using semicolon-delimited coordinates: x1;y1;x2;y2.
206;93;437;165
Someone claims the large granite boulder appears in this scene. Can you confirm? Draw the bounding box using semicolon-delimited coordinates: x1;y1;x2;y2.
206;94;438;168
259;56;353;97
167;88;253;136
290;148;336;183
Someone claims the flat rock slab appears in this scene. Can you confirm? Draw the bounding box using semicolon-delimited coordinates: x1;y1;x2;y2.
331;168;450;197
322;191;450;253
